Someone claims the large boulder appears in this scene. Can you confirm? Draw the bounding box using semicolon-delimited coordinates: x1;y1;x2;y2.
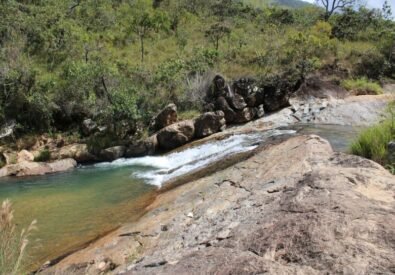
17;150;35;163
100;146;126;161
126;135;158;158
0;158;77;178
234;107;257;124
226;93;247;111
262;86;290;113
157;120;195;150
233;78;256;98
215;97;236;123
207;75;227;99
194;111;226;138
58;144;97;163
151;103;178;132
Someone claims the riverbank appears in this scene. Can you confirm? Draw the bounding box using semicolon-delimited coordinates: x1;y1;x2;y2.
41;133;395;274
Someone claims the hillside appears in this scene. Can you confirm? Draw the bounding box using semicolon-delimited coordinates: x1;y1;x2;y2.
243;0;313;8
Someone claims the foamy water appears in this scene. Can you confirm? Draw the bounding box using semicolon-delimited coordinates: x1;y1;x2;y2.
95;129;295;186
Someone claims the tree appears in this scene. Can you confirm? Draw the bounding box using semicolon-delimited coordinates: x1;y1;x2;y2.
382;0;393;20
205;22;231;51
130;2;169;64
315;0;359;20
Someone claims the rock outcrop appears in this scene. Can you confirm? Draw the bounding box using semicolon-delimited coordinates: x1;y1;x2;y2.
126;135;158;158
57;144;97;163
42;135;395;275
157;120;195;150
194;111;226;138
150;103;178;132
100;146;126;161
0;158;77;177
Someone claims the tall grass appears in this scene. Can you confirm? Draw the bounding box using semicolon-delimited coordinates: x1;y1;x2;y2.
0;199;36;275
350;102;395;172
341;78;383;95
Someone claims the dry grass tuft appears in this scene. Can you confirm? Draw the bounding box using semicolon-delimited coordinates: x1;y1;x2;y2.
0;199;37;275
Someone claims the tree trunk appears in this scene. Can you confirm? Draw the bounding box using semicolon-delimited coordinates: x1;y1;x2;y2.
140;36;145;64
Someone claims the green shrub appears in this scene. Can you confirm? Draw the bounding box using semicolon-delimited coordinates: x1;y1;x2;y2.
350;120;394;164
341;78;383;95
34;149;51;162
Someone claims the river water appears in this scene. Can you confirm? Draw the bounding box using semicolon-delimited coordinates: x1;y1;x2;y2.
0;125;360;268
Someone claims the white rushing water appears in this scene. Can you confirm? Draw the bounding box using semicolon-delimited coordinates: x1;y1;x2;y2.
95;129;295;186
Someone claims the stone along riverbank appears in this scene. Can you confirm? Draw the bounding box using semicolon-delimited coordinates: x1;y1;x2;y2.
41;134;395;275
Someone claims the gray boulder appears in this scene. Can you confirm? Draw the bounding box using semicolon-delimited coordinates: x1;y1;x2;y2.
234;107;257;124
126;135;158;158
157;120;195;150
215;97;236;123
151;103;178;132
194;111;226;138
100;146;126;161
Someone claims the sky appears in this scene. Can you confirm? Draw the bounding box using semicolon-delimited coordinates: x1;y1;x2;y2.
303;0;395;9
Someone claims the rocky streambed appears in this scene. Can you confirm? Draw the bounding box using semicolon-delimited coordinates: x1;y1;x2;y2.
41;134;395;275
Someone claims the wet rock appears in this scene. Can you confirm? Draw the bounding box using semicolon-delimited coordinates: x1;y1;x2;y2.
194;111;226;138
226;93;247;111
17;150;35;163
150;104;178;132
388;141;395;164
157;120;195;150
234;107;257;124
262;86;291;112
215;97;236;123
126;135;158;158
100;146;126;161
0;158;76;177
81;119;98;136
58;144;97;163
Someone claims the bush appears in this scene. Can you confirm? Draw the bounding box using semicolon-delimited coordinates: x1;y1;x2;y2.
34;149;51;162
350;120;394;165
0;199;36;274
341;78;383;95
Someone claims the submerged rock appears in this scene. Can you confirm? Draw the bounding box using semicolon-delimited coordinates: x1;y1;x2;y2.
194;111;226;138
157;120;195;150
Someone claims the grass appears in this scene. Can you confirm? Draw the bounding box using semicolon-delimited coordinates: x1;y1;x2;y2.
341;78;383;95
178;109;202;120
0;199;36;274
34;149;51;162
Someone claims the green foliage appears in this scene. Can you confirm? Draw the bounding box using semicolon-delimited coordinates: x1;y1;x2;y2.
0;0;394;142
34;149;51;162
341;78;383;95
351;103;395;169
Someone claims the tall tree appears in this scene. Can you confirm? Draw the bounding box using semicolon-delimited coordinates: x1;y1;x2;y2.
315;0;359;20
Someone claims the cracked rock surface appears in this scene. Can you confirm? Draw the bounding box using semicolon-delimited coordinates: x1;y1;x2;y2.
42;135;395;275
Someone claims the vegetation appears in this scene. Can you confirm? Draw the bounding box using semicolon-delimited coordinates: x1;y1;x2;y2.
0;0;394;144
351;103;395;173
34;149;51;162
341;78;383;95
0;199;36;274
